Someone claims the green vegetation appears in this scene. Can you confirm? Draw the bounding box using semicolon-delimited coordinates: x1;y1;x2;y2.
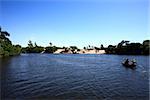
22;40;44;53
22;41;63;53
142;40;150;55
22;40;149;55
0;27;149;55
45;46;58;53
0;27;21;57
83;44;105;50
69;46;79;54
105;40;150;55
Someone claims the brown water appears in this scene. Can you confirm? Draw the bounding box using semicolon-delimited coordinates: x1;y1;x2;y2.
0;54;149;100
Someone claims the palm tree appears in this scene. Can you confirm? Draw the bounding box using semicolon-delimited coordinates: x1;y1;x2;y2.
124;41;130;45
0;27;11;44
117;40;125;48
0;27;10;37
28;40;33;48
88;45;91;49
49;42;52;47
83;47;86;50
101;44;104;49
34;42;38;47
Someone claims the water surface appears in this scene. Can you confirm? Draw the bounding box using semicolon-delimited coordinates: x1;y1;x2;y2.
1;54;149;99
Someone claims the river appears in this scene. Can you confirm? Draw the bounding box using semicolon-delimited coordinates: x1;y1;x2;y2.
0;54;149;99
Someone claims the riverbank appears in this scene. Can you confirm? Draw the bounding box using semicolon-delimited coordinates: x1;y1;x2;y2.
54;49;106;54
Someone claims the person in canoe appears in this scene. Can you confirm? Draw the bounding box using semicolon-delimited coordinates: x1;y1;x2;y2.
122;58;136;67
131;59;136;66
124;58;129;65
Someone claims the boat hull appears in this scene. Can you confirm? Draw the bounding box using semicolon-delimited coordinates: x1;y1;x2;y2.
122;63;136;68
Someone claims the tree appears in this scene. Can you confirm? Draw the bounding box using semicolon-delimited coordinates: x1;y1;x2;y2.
70;46;78;53
28;40;33;48
105;45;116;54
94;47;100;50
0;27;11;44
124;41;130;45
34;42;38;47
143;40;150;46
70;46;78;51
142;40;150;55
49;42;52;47
127;43;142;55
0;27;10;37
88;45;91;49
117;40;130;48
100;44;104;50
0;27;21;57
45;46;57;53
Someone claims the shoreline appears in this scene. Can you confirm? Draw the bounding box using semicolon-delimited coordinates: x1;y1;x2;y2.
53;49;106;54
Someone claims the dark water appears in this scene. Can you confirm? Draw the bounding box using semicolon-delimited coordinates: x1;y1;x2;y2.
0;54;149;100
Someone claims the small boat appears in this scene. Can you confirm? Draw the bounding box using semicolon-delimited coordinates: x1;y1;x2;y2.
122;62;136;68
122;59;136;68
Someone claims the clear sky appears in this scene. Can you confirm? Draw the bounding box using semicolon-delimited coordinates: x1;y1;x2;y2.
0;0;149;48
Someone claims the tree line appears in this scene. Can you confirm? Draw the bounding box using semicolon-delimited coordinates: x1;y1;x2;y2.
0;27;149;57
21;41;61;53
105;40;150;55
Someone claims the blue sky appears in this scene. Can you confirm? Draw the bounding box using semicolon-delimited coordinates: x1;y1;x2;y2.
1;0;149;48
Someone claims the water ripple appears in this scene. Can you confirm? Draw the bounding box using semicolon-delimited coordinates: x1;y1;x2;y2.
1;54;149;99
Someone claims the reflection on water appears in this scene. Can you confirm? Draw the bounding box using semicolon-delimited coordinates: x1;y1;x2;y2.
1;54;149;99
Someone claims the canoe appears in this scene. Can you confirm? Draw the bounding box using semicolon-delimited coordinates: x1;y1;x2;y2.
122;62;136;68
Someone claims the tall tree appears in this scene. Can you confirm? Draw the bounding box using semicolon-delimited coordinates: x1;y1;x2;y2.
88;45;91;49
34;42;38;47
0;27;21;57
49;42;52;47
0;27;11;44
0;27;10;37
28;40;33;48
100;44;104;49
